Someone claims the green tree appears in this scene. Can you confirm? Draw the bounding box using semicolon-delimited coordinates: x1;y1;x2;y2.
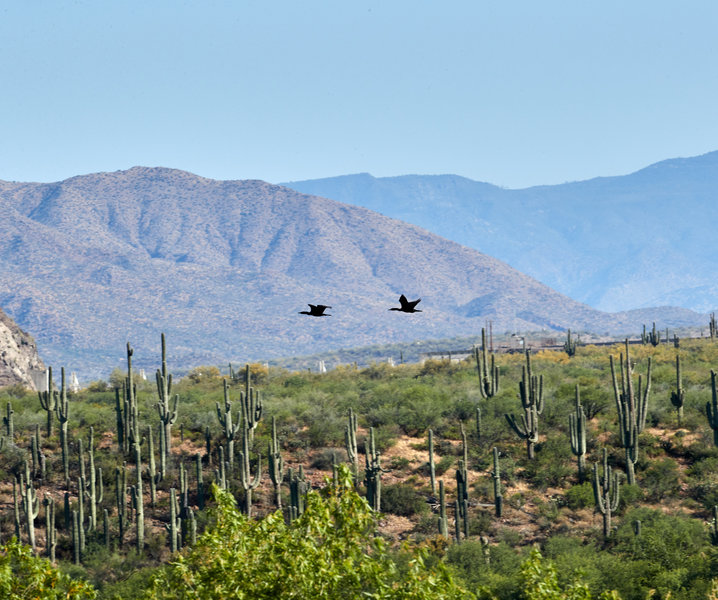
0;537;96;599
519;549;621;600
147;466;473;600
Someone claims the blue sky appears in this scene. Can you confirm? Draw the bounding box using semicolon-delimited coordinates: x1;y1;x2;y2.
1;1;717;188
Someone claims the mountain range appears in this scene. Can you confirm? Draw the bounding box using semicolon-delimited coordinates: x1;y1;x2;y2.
282;151;718;313
0;166;706;380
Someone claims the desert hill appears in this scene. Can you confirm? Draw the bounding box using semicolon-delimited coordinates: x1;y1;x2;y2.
282;151;718;313
0;167;704;379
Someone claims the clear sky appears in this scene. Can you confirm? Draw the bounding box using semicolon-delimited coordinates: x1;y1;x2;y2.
1;1;717;188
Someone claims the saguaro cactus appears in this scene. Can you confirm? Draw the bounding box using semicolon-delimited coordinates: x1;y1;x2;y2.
491;447;503;517
216;380;241;466
706;371;718;447
268;416;284;509
20;476;39;551
38;367;56;437
475;327;499;399
592;448;621;538
55;368;70;484
505;351;544;459
115;464;129;548
241;366;263;445
238;426;262;516
648;322;660;346
72;510;81;565
156;333;179;465
610;339;651;485
147;426;159;507
44;495;57;562
195;453;205;509
166;488;181;553
437;480;449;538
710;506;718;546
344;408;359;484
132;449;145;551
455;424;469;521
670;354;685;425
364;427;385;511
288;466;308;522
428;429;436;494
84;427;103;531
568;385;588;482
3;401;13;440
563;329;578;357
13;478;21;540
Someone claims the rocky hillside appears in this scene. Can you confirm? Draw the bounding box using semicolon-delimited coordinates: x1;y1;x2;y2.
0;167;705;379
0;306;45;389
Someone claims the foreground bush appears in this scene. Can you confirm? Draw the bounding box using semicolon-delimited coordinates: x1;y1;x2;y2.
0;537;96;599
146;466;473;600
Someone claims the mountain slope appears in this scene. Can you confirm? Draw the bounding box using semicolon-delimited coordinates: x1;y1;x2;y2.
0;167;703;379
281;151;718;312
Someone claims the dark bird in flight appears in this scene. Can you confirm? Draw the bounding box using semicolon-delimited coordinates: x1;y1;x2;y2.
389;295;422;313
299;304;332;317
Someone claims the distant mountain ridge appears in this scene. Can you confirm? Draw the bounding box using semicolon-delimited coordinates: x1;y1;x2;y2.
0;167;705;379
281;151;718;313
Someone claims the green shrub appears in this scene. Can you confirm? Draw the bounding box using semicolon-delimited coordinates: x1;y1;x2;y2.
641;458;680;501
564;482;595;510
381;482;428;517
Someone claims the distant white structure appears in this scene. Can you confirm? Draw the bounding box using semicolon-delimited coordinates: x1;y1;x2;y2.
69;372;81;393
387;357;395;367
139;369;148;381
318;360;327;373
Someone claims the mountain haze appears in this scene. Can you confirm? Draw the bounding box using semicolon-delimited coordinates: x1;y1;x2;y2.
0;167;704;379
282;151;718;313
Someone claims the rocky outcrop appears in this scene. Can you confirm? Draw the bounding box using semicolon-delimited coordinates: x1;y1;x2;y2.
0;307;45;390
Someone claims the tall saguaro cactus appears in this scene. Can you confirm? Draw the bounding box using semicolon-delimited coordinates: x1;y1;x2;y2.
44;494;57;562
610;339;651;485
20;476;39;551
505;351;544;459
475;327;499;399
592;448;621;538
288;466;308;522
240;366;263;445
345;408;359;484
55;368;70;484
491;447;503;517
267;416;284;509
115;465;127;547
670;354;685;425
364;427;384;511
428;429;436;494
84;427;103;530
238;425;262;516
38;367;56;437
648;322;660;346
563;329;578;357
706;371;718;447
437;480;449;538
3;401;14;440
216;380;241;466
568;385;588;482
455;424;469;521
156;333;179;465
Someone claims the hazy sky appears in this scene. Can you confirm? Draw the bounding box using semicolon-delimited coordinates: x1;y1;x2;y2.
1;1;716;188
